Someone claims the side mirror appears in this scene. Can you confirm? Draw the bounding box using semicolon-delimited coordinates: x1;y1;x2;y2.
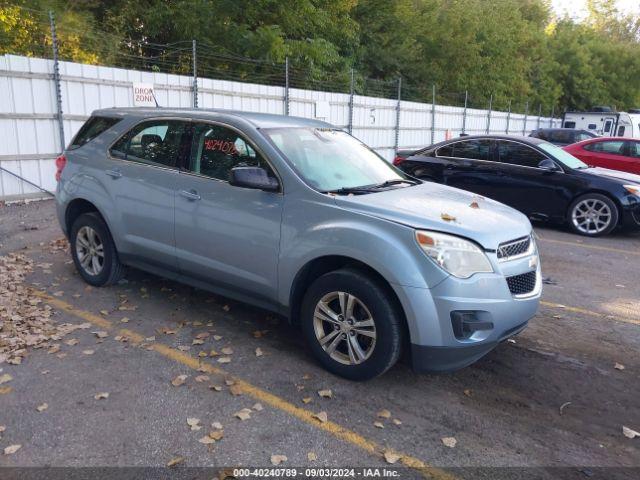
229;166;279;192
537;159;561;172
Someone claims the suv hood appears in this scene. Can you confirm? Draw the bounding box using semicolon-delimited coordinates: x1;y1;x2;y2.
334;182;531;250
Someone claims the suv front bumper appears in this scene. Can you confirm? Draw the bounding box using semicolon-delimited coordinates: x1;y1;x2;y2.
393;256;541;373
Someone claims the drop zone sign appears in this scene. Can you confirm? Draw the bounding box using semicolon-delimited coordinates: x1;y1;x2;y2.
132;83;156;107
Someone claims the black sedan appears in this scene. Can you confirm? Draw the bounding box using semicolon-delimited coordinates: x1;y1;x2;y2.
394;135;640;237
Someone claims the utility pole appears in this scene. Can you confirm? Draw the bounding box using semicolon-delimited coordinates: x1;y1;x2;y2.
49;11;65;152
192;39;198;108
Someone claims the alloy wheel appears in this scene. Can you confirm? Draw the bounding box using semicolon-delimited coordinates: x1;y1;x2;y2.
75;226;105;276
571;198;612;235
312;291;377;366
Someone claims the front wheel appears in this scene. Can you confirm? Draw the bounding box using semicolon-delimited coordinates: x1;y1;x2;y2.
301;269;404;380
568;194;618;237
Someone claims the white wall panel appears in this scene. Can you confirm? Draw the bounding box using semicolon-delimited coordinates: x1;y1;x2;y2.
0;54;560;200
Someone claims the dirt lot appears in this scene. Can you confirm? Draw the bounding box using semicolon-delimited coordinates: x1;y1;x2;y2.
0;199;638;479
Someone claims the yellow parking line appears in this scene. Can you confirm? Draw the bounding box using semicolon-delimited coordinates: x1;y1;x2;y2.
537;237;640;256
31;289;457;480
541;301;640;326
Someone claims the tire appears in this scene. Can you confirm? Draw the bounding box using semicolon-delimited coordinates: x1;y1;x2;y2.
69;212;125;286
300;268;404;381
567;193;618;237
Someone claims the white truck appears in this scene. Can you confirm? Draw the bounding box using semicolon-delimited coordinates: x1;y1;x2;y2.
562;109;640;138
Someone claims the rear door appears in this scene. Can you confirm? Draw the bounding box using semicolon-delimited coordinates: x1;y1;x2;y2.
493;140;567;220
107;118;190;271
434;139;499;196
620;141;640;174
582;140;628;171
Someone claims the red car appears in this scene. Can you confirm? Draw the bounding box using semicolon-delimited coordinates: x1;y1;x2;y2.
563;137;640;174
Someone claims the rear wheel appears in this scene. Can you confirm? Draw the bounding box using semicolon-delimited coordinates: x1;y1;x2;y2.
70;213;125;286
568;194;618;237
301;269;403;380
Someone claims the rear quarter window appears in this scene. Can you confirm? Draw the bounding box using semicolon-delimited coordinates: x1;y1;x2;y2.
69;116;121;149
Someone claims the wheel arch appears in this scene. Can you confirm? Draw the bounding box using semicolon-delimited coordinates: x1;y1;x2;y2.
65;198;111;236
288;255;409;338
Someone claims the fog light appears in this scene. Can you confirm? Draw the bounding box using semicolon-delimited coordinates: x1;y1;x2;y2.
451;311;494;340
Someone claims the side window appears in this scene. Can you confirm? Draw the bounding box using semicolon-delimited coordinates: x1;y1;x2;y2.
110;120;188;168
617;126;626;136
576;133;591;142
497;141;546;168
587;123;597;130
450;140;491;161
70;116;121;149
549;130;572;144
189;123;276;182
435;144;454;157
603;120;612;133
563;121;576;128
597;141;625;155
627;141;640;158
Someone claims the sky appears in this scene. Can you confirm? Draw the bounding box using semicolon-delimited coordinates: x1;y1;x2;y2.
551;0;640;21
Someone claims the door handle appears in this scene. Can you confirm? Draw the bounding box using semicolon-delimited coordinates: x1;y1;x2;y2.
105;169;122;179
179;189;201;201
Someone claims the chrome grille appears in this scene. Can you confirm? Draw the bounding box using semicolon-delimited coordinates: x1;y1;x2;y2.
497;236;532;260
506;271;537;296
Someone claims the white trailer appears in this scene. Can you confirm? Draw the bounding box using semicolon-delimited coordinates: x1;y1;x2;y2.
562;110;640;138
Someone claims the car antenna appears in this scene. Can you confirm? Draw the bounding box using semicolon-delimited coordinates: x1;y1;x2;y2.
151;90;161;108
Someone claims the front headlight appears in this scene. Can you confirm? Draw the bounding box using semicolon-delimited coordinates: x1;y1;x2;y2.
415;230;493;279
623;184;640;196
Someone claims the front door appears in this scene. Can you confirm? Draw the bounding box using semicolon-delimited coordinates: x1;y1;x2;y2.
107;118;190;271
174;121;283;304
493;140;566;220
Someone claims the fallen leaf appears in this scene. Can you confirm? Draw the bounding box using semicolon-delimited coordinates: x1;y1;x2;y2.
0;386;12;395
507;338;516;344
271;454;287;465
463;389;472;397
313;411;328;423
36;403;48;412
213;335;222;341
167;456;184;468
623;426;639;439
393;418;402;425
318;389;332;399
234;408;252;421
211;421;223;430
307;452;317;461
192;339;204;345
4;445;21;455
82;349;95;355
255;348;263;357
99;310;109;316
222;305;230;312
120;317;129;323
252;403;264;411
209;430;224;441
195;375;210;383
614;363;625;370
377;409;391;419
171;374;188;387
210;385;223;392
469;201;480;209
383;450;401;464
94;392;109;400
441;213;456;222
187;418;201;431
229;385;243;396
374;421;384;429
0;374;12;385
199;435;216;445
217;357;231;364
221;347;233;355
92;331;108;339
442;437;457;448
64;338;79;346
302;397;312;404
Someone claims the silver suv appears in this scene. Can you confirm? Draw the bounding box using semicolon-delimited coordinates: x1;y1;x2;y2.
55;108;541;380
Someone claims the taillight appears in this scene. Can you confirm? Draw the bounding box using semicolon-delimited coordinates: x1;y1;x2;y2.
393;155;405;166
55;154;67;182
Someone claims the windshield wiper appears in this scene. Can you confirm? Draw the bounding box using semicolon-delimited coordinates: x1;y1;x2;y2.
370;178;420;189
324;186;379;195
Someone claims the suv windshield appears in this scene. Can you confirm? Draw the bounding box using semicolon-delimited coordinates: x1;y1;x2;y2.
263;128;410;192
538;142;588;169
